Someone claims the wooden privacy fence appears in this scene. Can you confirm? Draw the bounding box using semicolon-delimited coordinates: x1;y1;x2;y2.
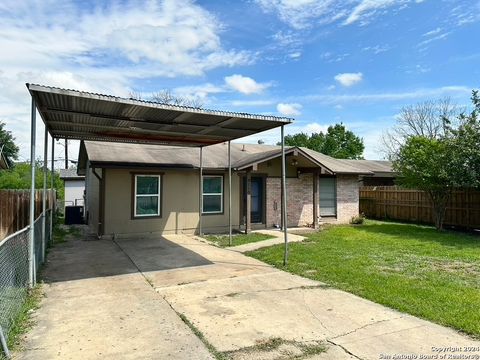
0;189;56;240
360;186;480;229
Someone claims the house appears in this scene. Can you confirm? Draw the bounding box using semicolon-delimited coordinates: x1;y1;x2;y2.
78;141;377;238
59;168;85;208
341;160;395;186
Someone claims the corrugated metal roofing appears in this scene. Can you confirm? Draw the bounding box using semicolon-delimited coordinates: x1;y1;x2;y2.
27;83;292;147
79;141;380;175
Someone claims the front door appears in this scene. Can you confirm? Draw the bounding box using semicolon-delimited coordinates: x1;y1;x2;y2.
243;176;264;223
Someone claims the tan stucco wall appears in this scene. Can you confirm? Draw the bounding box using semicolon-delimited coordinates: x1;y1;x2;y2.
102;168;240;237
256;157;298;177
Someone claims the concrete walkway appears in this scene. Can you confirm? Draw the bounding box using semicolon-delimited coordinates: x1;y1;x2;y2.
227;229;305;253
154;234;480;360
15;234;213;360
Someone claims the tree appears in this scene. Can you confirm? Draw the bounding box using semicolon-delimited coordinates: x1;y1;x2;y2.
0;162;64;199
0;121;19;167
281;123;364;159
393;137;453;230
382;98;458;158
129;89;203;108
445;90;480;189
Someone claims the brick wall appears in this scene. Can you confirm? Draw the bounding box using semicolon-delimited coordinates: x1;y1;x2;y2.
266;173;315;227
336;174;360;223
265;173;360;227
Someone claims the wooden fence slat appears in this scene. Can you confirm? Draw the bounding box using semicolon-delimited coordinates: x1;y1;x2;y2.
0;189;57;240
360;186;480;229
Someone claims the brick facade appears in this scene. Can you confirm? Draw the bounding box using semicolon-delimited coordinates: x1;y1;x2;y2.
335;175;360;223
265;173;359;227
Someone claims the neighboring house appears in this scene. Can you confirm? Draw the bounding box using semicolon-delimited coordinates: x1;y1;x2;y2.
78;141;390;238
342;160;396;186
59;168;85;208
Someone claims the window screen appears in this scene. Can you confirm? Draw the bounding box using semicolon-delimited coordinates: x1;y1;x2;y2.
202;176;223;213
134;175;161;217
319;177;336;217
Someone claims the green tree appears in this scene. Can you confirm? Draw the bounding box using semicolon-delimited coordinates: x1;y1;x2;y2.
0;162;64;199
0;121;19;166
281;123;364;159
393;137;453;230
445;90;480;189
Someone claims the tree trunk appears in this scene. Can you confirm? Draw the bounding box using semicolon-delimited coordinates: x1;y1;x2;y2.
428;190;450;230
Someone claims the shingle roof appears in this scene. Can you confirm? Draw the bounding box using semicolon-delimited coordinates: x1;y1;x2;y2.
79;141;391;175
59;168;85;179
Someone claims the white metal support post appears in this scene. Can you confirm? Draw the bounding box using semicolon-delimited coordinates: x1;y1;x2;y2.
228;141;232;246
41;127;48;264
199;147;203;236
281;125;288;266
28;98;37;287
50;137;54;243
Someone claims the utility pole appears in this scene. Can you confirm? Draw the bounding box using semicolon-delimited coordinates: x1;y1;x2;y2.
64;139;68;169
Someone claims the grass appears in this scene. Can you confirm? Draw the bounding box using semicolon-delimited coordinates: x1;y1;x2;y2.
1;218;79;359
1;285;43;359
247;220;480;338
52;219;81;243
204;233;275;247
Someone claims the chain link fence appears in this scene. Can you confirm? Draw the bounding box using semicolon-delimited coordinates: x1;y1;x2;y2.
0;209;52;357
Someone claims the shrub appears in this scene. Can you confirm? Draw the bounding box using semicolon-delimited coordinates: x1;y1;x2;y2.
350;213;365;225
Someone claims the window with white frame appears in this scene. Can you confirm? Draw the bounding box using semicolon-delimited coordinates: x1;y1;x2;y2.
202;175;223;214
134;175;161;217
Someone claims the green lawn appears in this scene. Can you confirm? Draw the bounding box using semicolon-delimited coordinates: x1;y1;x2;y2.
248;220;480;338
204;233;275;247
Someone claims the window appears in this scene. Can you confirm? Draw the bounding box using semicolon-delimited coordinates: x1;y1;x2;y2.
134;175;161;217
202;175;223;214
319;177;336;217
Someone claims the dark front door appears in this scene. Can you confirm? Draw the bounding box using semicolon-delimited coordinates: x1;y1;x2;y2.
243;176;264;223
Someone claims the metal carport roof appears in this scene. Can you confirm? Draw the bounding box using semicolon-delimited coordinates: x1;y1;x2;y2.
24;83;293;293
27;83;292;147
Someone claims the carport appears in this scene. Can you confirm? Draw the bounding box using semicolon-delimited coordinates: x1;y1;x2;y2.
26;83;293;287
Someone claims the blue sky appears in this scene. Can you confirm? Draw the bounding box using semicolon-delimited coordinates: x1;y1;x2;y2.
0;0;479;162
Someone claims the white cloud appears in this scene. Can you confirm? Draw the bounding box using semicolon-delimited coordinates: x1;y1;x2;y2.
362;44;390;54
334;72;363;87
304;123;329;134
231;100;275;107
345;0;401;25
0;0;253;160
423;27;442;37
277;103;302;116
301;86;472;104
224;75;269;95
255;0;423;28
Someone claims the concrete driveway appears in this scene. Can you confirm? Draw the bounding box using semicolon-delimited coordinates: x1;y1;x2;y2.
17;232;479;360
16;233;214;360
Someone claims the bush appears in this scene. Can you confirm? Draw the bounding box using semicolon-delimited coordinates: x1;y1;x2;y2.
350;213;365;225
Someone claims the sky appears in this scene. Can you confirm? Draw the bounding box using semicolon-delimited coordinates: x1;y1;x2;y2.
0;0;479;165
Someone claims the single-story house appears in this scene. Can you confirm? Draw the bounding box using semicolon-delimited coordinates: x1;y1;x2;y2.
59;168;86;208
342;160;395;186
78;141;386;238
